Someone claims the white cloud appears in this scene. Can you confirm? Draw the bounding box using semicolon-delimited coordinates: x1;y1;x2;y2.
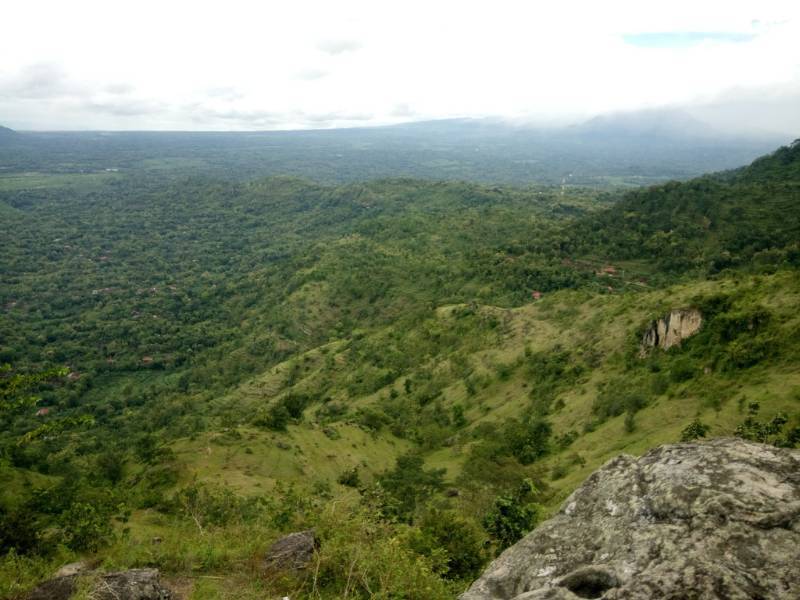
316;39;363;56
0;0;798;131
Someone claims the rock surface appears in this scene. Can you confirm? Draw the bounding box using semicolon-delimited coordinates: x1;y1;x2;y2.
461;438;800;599
263;529;319;573
27;568;172;600
639;308;702;356
52;561;92;578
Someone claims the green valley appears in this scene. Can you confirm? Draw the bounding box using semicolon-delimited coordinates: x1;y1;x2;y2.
1;136;799;599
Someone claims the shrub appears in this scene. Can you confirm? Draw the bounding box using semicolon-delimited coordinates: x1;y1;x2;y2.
555;430;578;449
410;510;487;580
58;502;115;552
726;337;770;369
483;479;541;551
375;454;445;522
669;357;695;383
680;419;710;442
356;407;390;433
0;511;40;555
650;373;669;395
310;506;452;599
256;403;291;431
504;419;552;465
623;411;636;433
734;404;796;446
337;467;361;488
592;379;647;422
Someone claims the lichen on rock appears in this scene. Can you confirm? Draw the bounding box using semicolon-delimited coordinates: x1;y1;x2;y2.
461;438;800;599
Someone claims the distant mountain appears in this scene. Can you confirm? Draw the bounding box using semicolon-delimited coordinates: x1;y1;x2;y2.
0;125;18;145
573;108;718;140
0;119;784;185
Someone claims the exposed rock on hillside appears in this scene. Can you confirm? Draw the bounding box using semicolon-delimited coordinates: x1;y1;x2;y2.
461;438;800;599
639;308;702;356
26;568;172;600
263;529;319;574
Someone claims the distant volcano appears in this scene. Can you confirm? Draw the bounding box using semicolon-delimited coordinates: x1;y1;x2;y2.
573;108;718;139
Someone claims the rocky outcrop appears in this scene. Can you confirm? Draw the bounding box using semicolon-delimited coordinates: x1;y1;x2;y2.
263;529;319;574
639;308;702;356
461;438;800;599
27;568;172;600
53;561;92;578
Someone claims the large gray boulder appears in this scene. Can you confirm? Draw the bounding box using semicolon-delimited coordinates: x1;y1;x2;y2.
27;568;171;600
263;529;319;574
462;438;800;599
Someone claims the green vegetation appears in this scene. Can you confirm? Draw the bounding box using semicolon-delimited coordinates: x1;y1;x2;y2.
482;479;541;551
1;138;799;598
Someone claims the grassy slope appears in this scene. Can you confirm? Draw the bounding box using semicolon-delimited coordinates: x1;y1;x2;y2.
168;269;800;514
171;424;409;494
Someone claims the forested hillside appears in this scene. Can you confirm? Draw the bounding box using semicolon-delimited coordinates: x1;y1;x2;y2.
1;140;799;599
562;139;800;273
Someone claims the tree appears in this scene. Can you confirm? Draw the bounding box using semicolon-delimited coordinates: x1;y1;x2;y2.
483;479;541;551
734;403;797;446
505;419;552;465
376;453;445;521
680;419;710;442
410;510;486;580
1;364;66;418
0;364;92;445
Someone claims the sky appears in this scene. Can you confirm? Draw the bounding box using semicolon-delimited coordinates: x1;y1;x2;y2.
1;0;799;133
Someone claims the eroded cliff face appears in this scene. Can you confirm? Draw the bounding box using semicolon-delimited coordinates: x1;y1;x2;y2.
639;308;702;356
461;438;800;600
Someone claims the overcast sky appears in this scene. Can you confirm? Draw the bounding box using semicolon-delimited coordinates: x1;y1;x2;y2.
1;0;799;133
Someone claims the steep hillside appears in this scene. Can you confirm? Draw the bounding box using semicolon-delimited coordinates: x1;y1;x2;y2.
179;270;800;507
